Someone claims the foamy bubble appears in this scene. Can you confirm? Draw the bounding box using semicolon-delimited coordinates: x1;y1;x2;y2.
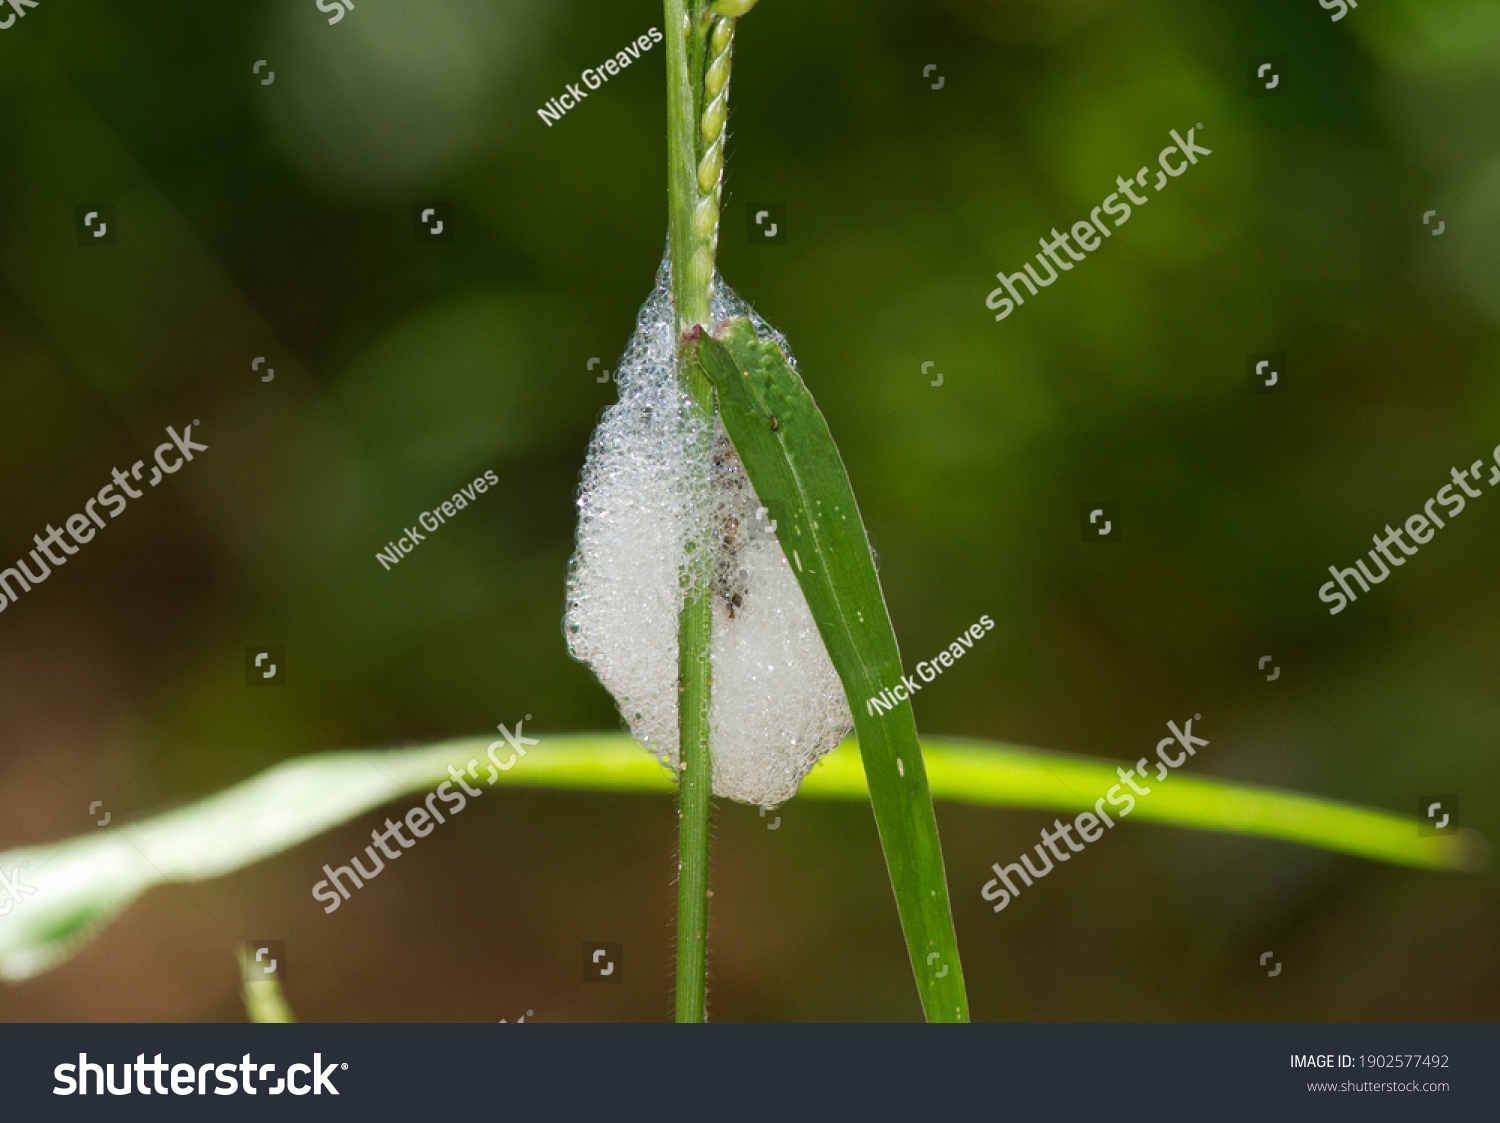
563;248;853;804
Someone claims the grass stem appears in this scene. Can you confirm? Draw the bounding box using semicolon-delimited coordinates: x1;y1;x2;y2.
665;0;715;1023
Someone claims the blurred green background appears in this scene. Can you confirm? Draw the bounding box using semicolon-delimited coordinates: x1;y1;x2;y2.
1;0;1497;1021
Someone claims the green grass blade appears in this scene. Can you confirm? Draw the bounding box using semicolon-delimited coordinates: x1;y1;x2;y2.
802;738;1485;874
696;318;969;1022
0;734;1481;984
238;946;297;1023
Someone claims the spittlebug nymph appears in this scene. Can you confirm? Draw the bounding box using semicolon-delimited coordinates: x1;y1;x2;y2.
709;434;753;620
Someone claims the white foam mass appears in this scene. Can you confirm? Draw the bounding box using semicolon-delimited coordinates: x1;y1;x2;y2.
564;250;854;805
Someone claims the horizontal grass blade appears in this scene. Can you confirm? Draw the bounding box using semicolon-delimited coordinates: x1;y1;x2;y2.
805;737;1486;874
697;318;968;1022
0;734;1482;981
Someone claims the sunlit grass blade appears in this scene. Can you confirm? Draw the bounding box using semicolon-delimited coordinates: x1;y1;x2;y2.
1;734;1481;983
696;317;968;1022
803;738;1487;874
238;946;297;1023
0;748;459;982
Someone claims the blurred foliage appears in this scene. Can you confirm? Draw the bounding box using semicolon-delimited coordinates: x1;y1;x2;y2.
0;0;1496;1021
